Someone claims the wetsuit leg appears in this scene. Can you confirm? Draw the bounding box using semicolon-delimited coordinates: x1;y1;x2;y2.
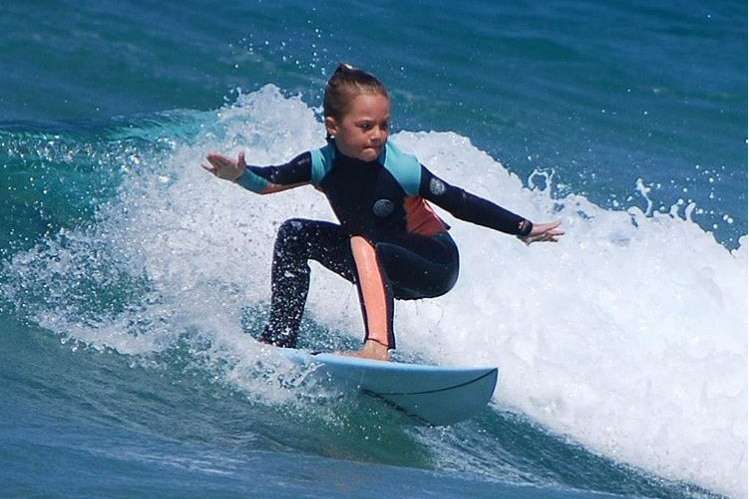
261;218;354;347
376;232;460;300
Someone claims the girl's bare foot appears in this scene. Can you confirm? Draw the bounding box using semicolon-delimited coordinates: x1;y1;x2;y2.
338;339;390;361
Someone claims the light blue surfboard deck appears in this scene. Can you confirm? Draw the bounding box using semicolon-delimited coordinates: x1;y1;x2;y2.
281;349;498;426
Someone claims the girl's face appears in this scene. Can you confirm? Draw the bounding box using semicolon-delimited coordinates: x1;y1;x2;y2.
326;93;390;162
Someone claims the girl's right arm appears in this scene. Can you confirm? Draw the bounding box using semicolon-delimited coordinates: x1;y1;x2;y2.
203;151;312;194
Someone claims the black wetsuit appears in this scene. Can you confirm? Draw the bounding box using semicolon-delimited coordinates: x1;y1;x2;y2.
237;140;532;349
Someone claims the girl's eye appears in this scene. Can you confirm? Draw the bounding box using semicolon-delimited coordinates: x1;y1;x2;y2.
357;121;389;132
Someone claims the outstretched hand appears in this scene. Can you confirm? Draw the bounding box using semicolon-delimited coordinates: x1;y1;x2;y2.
520;220;564;244
202;152;247;181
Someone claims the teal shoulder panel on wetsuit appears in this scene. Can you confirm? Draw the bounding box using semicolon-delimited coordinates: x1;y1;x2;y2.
310;144;335;185
381;141;422;196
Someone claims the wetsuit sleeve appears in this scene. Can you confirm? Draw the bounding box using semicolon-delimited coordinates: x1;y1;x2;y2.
419;166;533;236
236;152;313;193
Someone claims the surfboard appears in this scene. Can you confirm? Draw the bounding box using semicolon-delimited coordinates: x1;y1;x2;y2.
282;349;498;426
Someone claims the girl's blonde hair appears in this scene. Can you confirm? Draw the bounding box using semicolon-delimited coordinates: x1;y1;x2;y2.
323;63;389;120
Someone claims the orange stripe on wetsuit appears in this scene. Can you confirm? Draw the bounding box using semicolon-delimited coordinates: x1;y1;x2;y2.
404;196;447;236
350;235;394;349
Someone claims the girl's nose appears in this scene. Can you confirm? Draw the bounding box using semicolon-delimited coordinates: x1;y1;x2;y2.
372;126;387;142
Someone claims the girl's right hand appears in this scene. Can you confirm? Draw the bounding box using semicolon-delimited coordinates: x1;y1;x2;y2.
202;152;247;181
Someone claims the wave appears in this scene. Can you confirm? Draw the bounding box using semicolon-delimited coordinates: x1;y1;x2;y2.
1;85;745;498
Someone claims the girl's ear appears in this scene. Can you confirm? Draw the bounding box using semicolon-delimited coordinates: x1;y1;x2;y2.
325;116;338;138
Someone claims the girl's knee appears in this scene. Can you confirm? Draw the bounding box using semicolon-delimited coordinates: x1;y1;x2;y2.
277;218;307;238
275;219;314;251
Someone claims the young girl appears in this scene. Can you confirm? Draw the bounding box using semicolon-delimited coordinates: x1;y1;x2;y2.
203;64;563;361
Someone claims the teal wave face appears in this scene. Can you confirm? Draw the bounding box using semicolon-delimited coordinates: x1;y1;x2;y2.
0;112;205;253
1;129;131;253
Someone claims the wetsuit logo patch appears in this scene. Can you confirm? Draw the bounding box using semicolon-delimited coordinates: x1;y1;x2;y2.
373;198;394;217
429;178;446;196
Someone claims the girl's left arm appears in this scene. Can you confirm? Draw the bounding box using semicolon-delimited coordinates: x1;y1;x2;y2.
420;166;563;243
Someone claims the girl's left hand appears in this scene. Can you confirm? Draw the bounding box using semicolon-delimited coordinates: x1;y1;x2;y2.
520;220;564;244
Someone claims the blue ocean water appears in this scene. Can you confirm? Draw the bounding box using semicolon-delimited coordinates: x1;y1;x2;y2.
1;1;746;498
